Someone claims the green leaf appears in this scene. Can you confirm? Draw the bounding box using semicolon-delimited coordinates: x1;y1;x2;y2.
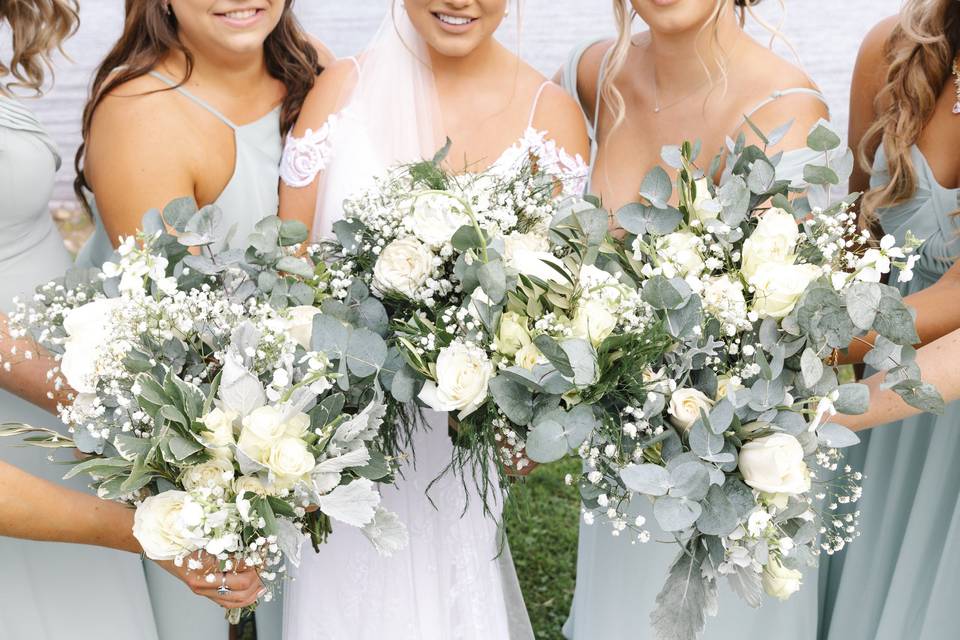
834;383;870;414
345;329;388;378
668;461;711;501
708;399;734;435
63;457;131;480
803;165;840;186
168;436;203;461
817;422;861;448
560;338;598;386
800;348;825;389
267;495;298;518
747;159;776;194
891;379;946;414
451;224;489;253
697;485;739;536
651;541;716;640
620;463;671;496
488;376;535;425
532;335;573;378
665;295;702;339
639;166;673;209
642;276;689;310
845;281;882;331
873;292;920;345
654;496;703;531
477;260;507;304
276;256;315;279
163;197;199;232
253;496;278;536
807;122;842;152
279;220;309;246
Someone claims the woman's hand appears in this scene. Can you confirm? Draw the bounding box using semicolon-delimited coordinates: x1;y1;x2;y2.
157;553;265;609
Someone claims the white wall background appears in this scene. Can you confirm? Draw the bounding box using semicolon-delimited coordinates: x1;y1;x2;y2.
3;0;901;205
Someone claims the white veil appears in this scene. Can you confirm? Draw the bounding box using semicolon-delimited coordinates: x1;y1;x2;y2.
312;0;445;240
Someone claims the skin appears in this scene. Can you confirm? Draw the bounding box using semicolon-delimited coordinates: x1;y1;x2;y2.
85;0;333;243
0;460;263;608
842;15;960;363
280;0;590;229
555;0;828;212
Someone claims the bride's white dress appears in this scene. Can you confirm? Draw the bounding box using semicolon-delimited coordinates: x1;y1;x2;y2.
281;92;587;640
278;10;587;639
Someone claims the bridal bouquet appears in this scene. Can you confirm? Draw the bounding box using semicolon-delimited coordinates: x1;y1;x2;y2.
322;134;629;482
576;123;942;640
1;204;406;619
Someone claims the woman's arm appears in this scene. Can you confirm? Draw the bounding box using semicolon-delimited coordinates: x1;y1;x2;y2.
0;460;264;607
279;58;360;234
838;326;960;431
843;259;960;363
0;314;64;414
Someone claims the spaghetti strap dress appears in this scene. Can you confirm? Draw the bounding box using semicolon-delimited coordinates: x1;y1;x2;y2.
75;71;285;640
818;145;960;640
558;40;832;640
0;94;159;640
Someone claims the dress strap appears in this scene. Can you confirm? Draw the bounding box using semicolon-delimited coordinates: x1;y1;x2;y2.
527;81;552;128
742;87;830;122
147;70;238;130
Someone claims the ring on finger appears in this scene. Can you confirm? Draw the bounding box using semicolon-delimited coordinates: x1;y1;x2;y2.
217;573;232;596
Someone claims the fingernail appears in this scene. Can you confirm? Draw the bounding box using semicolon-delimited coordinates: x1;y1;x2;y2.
257;588;267;599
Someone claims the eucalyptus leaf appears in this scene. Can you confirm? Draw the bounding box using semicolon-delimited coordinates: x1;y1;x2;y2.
654;496;703;532
834;383;870;415
817;422;861;448
620;463;672;496
639;166;673;209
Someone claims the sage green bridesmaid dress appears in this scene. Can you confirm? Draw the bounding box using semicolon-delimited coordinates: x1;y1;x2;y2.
76;71;285;640
558;41;830;640
818;145;960;640
0;95;159;640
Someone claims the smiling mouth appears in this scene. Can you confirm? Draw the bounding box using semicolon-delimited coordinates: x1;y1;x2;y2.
214;7;266;25
433;12;477;27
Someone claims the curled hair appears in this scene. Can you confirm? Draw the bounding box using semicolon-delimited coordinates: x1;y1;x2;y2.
74;0;322;207
600;0;792;131
859;0;960;222
0;0;79;95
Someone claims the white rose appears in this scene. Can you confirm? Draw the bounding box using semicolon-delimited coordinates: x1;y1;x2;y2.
405;193;470;247
741;207;800;280
238;406;310;460
506;248;570;284
181;459;235;491
750;263;822;319
690;178;722;223
418;342;494;419
372;237;434;299
762;556;803;601
200;408;238;460
571;298;618;347
264;436;316;480
503;232;550;264
716;375;744;401
515;342;543;370
739;433;811;495
234;475;268;497
285;306;321;350
60;297;125;393
132;491;200;561
496;312;531;356
668;388;714;433
656;231;705;277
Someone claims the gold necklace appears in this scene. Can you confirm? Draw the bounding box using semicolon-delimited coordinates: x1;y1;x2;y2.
952;58;960;115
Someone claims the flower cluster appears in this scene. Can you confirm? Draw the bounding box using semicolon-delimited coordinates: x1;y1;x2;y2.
576;124;939;640
3;207;407;622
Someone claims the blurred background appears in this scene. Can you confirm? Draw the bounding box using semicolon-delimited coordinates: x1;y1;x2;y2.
1;1;903;637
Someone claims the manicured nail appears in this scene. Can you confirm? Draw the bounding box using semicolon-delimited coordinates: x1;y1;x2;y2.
257;588;267;599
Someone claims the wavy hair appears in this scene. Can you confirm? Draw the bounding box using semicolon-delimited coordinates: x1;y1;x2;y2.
859;0;960;222
600;0;791;131
74;0;321;207
0;0;79;95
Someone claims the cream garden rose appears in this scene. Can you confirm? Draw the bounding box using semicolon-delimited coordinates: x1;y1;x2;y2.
372;237;434;298
739;433;811;495
200;407;238;460
506;247;570;283
667;388;715;432
515;342;543;370
405;193;470;247
132;491;199;561
264;436;316;480
762;556;803;601
418;341;494;418
285;306;322;350
502;231;550;263
690;178;722;223
571;298;618;347
495;311;531;356
740;207;800;280
237;406;310;461
750;262;822;319
181;459;235;491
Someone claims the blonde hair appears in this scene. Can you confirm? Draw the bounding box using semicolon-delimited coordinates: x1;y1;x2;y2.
859;0;960;223
600;0;790;131
0;0;79;95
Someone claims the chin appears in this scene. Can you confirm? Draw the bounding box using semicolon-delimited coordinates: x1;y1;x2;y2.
633;0;717;35
213;30;274;55
425;33;486;58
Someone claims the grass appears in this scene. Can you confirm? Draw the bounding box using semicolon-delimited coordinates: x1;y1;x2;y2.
504;458;582;640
